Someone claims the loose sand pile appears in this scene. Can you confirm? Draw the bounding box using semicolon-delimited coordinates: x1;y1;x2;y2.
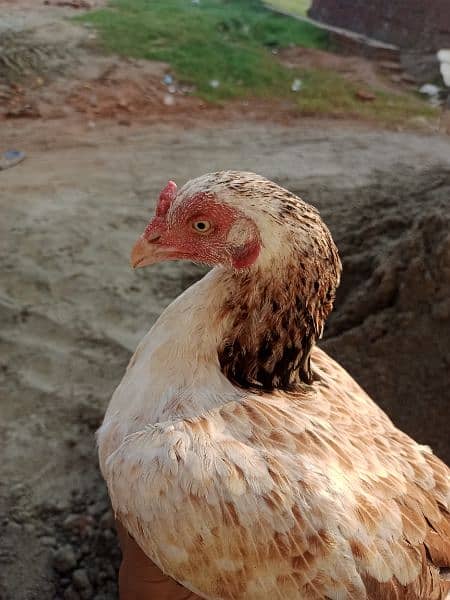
1;120;449;599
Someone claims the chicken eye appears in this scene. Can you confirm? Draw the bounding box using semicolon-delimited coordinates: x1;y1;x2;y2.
192;220;211;234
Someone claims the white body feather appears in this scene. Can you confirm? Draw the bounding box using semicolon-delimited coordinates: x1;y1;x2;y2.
98;268;241;469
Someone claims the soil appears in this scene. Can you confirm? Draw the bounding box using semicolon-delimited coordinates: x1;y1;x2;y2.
277;46;415;93
1;3;450;600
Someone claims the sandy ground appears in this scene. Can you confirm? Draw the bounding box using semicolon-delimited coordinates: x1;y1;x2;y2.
1;2;450;599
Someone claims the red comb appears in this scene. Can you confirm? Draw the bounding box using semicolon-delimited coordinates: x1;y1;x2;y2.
156;181;177;217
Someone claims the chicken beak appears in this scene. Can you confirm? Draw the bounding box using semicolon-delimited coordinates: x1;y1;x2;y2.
131;237;150;269
130;236;158;269
130;234;176;269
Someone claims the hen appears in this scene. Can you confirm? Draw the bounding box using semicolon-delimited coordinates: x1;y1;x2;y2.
98;171;450;600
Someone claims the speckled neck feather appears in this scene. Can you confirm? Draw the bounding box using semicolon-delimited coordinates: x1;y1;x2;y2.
218;210;341;391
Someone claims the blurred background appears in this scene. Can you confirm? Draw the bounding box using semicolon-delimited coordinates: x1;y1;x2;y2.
1;1;449;598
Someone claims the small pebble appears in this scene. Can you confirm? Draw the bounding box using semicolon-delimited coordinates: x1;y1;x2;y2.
101;529;114;541
72;568;91;590
291;78;302;92
53;545;78;573
5;521;21;534
40;536;57;547
87;500;108;517
72;568;94;600
99;511;114;529
64;586;80;600
63;514;94;534
163;94;175;107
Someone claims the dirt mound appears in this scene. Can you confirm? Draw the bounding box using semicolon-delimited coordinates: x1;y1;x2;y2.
307;169;450;461
65;59;205;122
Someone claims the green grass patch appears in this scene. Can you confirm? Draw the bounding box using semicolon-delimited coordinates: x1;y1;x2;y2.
78;0;328;101
264;0;311;18
78;0;437;124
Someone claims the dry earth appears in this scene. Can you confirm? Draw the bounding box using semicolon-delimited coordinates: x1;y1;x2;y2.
1;2;450;600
